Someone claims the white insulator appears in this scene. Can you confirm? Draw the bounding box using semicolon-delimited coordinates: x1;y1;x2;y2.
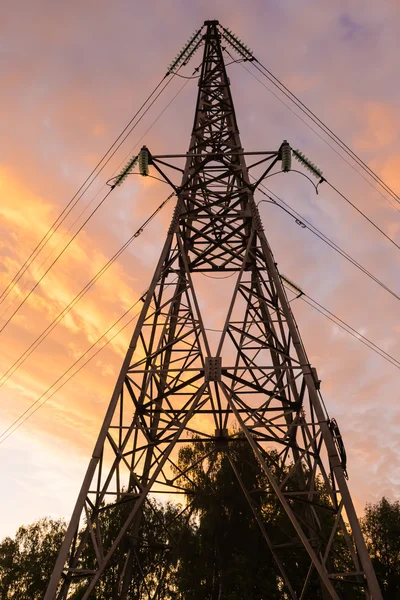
281;274;303;296
139;146;149;177
222;27;253;59
293;148;323;179
114;154;138;187
167;28;201;74
281;141;292;172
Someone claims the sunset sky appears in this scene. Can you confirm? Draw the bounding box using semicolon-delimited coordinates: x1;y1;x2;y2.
1;0;400;539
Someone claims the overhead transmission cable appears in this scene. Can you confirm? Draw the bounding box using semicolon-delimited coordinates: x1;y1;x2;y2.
0;40;203;334
0;73;193;323
0;70;195;378
251;57;400;210
0;74;175;308
0;183;108;322
285;145;400;252
323;178;400;251
2;273;399;447
256;183;400;304
253;135;400;254
299;292;400;369
223;37;400;214
0;26;203;311
281;282;400;369
236;59;400;213
0;191;175;388
0;186;114;335
0;294;147;445
0;74;174;315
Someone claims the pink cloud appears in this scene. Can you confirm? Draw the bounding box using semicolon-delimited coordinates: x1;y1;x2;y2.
0;0;400;539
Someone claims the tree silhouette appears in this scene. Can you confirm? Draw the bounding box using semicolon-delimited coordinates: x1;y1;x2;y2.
0;448;394;599
362;497;400;599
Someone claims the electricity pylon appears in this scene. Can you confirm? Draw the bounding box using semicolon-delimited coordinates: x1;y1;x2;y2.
45;20;382;600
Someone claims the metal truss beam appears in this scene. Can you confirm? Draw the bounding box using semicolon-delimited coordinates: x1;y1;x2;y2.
45;20;382;600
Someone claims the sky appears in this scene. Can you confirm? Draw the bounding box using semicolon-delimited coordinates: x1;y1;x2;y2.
0;0;399;539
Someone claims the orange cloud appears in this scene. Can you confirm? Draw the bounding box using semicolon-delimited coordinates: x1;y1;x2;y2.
354;102;397;151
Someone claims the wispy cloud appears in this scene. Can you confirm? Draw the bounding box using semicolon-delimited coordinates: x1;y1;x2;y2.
0;0;399;538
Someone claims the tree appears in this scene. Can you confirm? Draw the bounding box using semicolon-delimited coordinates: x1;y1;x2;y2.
0;537;19;600
173;435;366;600
0;517;66;599
362;497;400;599
67;499;183;600
0;503;182;600
173;438;282;600
1;458;394;599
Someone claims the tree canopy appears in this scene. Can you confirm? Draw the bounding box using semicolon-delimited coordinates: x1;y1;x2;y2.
361;497;400;599
0;517;66;600
0;443;398;599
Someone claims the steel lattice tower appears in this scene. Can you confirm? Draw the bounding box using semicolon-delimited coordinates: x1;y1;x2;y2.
45;21;382;600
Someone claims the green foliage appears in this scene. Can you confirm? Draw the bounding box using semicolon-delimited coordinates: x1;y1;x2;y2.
362;497;400;599
173;439;294;599
0;517;66;599
70;499;183;599
0;451;396;599
173;436;365;599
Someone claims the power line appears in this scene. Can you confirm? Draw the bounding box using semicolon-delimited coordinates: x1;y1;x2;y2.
253;59;400;206
324;178;400;251
256;184;400;304
0;68;195;378
280;286;400;370
2;274;399;446
0;296;146;445
0;71;178;309
224;46;400;215
0;62;199;336
0;192;175;388
0;186;114;335
0;183;108;322
299;293;400;370
0;74;193;323
0;270;179;444
235;57;400;214
249;57;400;212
